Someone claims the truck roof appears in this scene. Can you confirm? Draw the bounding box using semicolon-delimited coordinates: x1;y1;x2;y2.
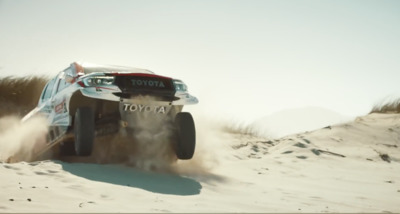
72;62;154;75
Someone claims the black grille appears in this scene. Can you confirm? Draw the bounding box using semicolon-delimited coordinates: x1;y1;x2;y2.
113;75;176;100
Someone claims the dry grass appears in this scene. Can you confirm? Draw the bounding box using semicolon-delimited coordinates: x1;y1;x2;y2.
370;98;400;114
0;76;49;117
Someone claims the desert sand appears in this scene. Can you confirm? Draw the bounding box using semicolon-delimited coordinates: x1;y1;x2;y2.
0;112;399;213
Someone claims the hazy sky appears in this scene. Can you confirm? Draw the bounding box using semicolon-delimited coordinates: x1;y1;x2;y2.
1;0;399;122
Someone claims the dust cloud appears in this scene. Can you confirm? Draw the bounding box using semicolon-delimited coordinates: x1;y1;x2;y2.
0;115;48;163
0;75;248;176
84;96;224;175
0;76;49;163
61;101;228;175
88;113;178;172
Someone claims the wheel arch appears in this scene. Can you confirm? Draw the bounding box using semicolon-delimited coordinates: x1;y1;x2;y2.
68;90;121;126
68;90;97;119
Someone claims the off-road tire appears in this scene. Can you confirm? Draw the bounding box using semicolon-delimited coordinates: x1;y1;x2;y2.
174;112;196;160
74;107;95;156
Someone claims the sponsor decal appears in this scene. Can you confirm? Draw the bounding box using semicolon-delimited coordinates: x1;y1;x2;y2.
55;100;66;114
131;79;165;88
123;104;166;114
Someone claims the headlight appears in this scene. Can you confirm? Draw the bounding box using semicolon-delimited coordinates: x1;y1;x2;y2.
173;79;188;92
83;76;115;87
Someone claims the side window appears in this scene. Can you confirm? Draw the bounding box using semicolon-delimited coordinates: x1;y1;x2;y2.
56;72;71;93
42;78;56;101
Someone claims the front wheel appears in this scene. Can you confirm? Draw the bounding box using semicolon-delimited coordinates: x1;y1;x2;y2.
74;107;95;156
174;112;196;160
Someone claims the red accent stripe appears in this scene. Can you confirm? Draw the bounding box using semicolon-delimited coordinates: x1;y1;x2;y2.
109;73;172;80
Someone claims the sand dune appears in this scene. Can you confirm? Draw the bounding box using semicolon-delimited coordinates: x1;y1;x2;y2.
0;76;399;212
0;112;399;212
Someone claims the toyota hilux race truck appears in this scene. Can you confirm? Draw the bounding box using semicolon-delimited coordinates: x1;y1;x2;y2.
22;62;198;160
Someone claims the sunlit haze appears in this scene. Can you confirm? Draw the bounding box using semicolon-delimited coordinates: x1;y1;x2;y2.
1;0;399;123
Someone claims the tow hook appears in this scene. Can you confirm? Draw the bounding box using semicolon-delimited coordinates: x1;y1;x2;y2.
120;120;128;128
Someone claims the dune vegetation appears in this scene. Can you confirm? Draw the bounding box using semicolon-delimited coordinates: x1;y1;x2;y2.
0;76;48;117
370;98;400;114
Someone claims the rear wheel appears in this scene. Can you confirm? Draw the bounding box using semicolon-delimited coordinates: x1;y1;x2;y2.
174;112;196;160
74;107;95;156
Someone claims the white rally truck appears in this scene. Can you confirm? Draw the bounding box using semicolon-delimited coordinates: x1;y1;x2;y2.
23;62;198;160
